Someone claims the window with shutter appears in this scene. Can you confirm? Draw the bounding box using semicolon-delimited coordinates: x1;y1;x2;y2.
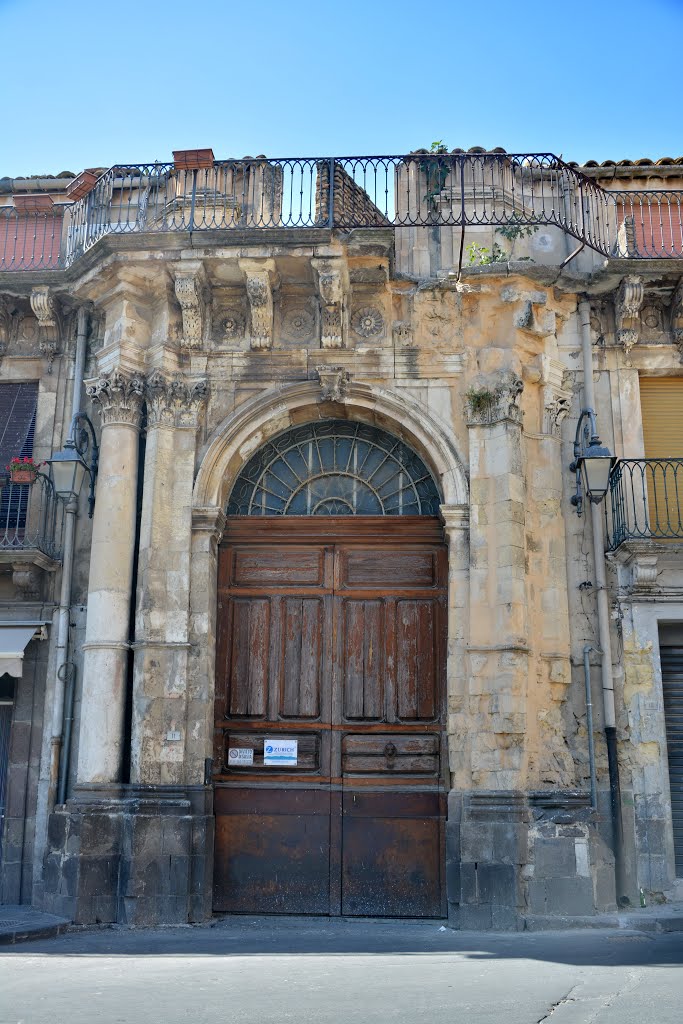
0;382;39;534
639;378;683;535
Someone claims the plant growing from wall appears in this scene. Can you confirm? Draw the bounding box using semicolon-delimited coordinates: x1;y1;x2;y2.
465;385;504;415
419;141;451;206
466;219;539;266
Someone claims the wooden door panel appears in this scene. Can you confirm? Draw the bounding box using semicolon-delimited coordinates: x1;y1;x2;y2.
280;597;323;718
395;599;438;721
342;733;439;775
339;548;439;589
342;599;384;720
227;598;269;717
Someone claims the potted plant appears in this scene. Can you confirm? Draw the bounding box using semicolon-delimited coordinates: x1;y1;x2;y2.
6;456;41;485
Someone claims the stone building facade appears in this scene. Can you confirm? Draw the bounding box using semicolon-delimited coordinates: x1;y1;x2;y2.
1;149;682;927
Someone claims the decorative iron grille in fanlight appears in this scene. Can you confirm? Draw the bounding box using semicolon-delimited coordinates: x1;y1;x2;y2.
227;420;442;516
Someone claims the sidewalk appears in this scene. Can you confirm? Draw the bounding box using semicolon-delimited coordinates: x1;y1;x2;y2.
1;900;683;946
0;906;69;945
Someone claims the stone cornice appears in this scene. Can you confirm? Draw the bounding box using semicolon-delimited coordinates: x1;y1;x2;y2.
191;506;227;543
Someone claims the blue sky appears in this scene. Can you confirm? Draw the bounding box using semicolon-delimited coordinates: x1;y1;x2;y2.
2;0;682;176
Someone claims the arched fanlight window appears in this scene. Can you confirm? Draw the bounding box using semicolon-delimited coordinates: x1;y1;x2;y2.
227;419;442;516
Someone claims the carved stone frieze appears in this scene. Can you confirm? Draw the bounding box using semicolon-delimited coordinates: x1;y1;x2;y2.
145;370;208;429
239;259;277;350
312;258;347;349
173;262;209;349
316;365;350;402
671;278;683;361
615;275;644;361
86;368;145;428
465;371;524;427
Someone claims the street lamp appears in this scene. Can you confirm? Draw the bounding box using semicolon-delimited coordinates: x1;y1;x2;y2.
47;413;99;516
570;409;617;515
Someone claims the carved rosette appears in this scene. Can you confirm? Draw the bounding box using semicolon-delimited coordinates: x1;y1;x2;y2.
86;369;145;428
465;372;524;427
316;365;350;403
173;262;209;349
671;278;683;361
145;371;208;429
351;306;384;339
312;258;347;349
283;306;315;342
220;311;245;340
239;258;277;350
616;275;644;362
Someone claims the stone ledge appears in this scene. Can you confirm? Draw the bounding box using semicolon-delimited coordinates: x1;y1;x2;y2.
0;906;69;946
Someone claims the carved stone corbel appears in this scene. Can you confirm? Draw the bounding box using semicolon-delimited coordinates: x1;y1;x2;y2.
615;275;644;362
239;258;277;350
312;258;348;349
30;286;61;371
465;371;524;427
145;369;208;429
316;365;350;402
0;298;9;357
671;278;683;361
540;358;573;438
173;261;210;349
12;562;42;601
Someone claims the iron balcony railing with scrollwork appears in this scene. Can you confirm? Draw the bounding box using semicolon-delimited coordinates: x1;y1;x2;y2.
0;473;62;561
605;458;683;551
1;153;683;272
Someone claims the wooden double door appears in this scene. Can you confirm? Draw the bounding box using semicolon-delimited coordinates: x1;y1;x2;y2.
213;517;448;917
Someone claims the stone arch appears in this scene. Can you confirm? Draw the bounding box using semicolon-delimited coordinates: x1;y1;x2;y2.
193;378;468;511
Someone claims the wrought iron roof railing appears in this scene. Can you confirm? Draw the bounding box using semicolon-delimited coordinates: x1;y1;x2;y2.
605;458;683;551
1;153;683;272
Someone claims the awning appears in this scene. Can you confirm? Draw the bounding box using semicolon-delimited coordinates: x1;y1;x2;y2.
0;624;42;678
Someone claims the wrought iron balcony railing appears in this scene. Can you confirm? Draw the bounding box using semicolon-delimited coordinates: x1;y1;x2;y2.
0;473;62;562
606;458;683;551
1;153;683;272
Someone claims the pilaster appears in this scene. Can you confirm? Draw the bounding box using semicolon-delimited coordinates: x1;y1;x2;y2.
131;372;208;787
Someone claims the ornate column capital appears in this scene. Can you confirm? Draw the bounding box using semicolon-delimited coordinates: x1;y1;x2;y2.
239;258;278;350
145;370;208;429
539;357;573;438
616;275;644;362
173;261;210;350
312;257;348;349
465;372;524;427
86;368;145;428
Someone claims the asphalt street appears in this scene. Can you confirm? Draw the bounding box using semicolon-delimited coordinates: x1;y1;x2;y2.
1;917;682;1024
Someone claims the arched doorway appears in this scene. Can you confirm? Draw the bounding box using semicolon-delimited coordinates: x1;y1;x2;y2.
213;419;448;917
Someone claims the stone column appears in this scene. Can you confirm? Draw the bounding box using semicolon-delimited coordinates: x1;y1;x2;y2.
130;371;208;786
76;369;144;785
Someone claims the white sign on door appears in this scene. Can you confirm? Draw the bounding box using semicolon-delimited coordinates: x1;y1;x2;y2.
263;738;298;767
228;747;254;766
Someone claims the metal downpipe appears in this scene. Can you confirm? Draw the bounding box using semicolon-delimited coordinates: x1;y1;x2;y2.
583;644;598;811
51;306;88;804
578;296;628;904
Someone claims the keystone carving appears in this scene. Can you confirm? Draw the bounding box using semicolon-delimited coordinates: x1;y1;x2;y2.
173;262;209;349
239;259;277;350
145;370;208;428
316;365;350;403
30;286;61;371
465;372;524;427
312;258;347;349
86;368;145;428
615;275;644;362
671;278;683;362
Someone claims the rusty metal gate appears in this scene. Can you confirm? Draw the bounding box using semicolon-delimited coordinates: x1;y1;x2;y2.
213;517;447;917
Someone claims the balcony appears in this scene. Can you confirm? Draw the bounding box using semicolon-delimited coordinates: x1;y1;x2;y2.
1;153;683;273
606;459;683;550
0;473;62;571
